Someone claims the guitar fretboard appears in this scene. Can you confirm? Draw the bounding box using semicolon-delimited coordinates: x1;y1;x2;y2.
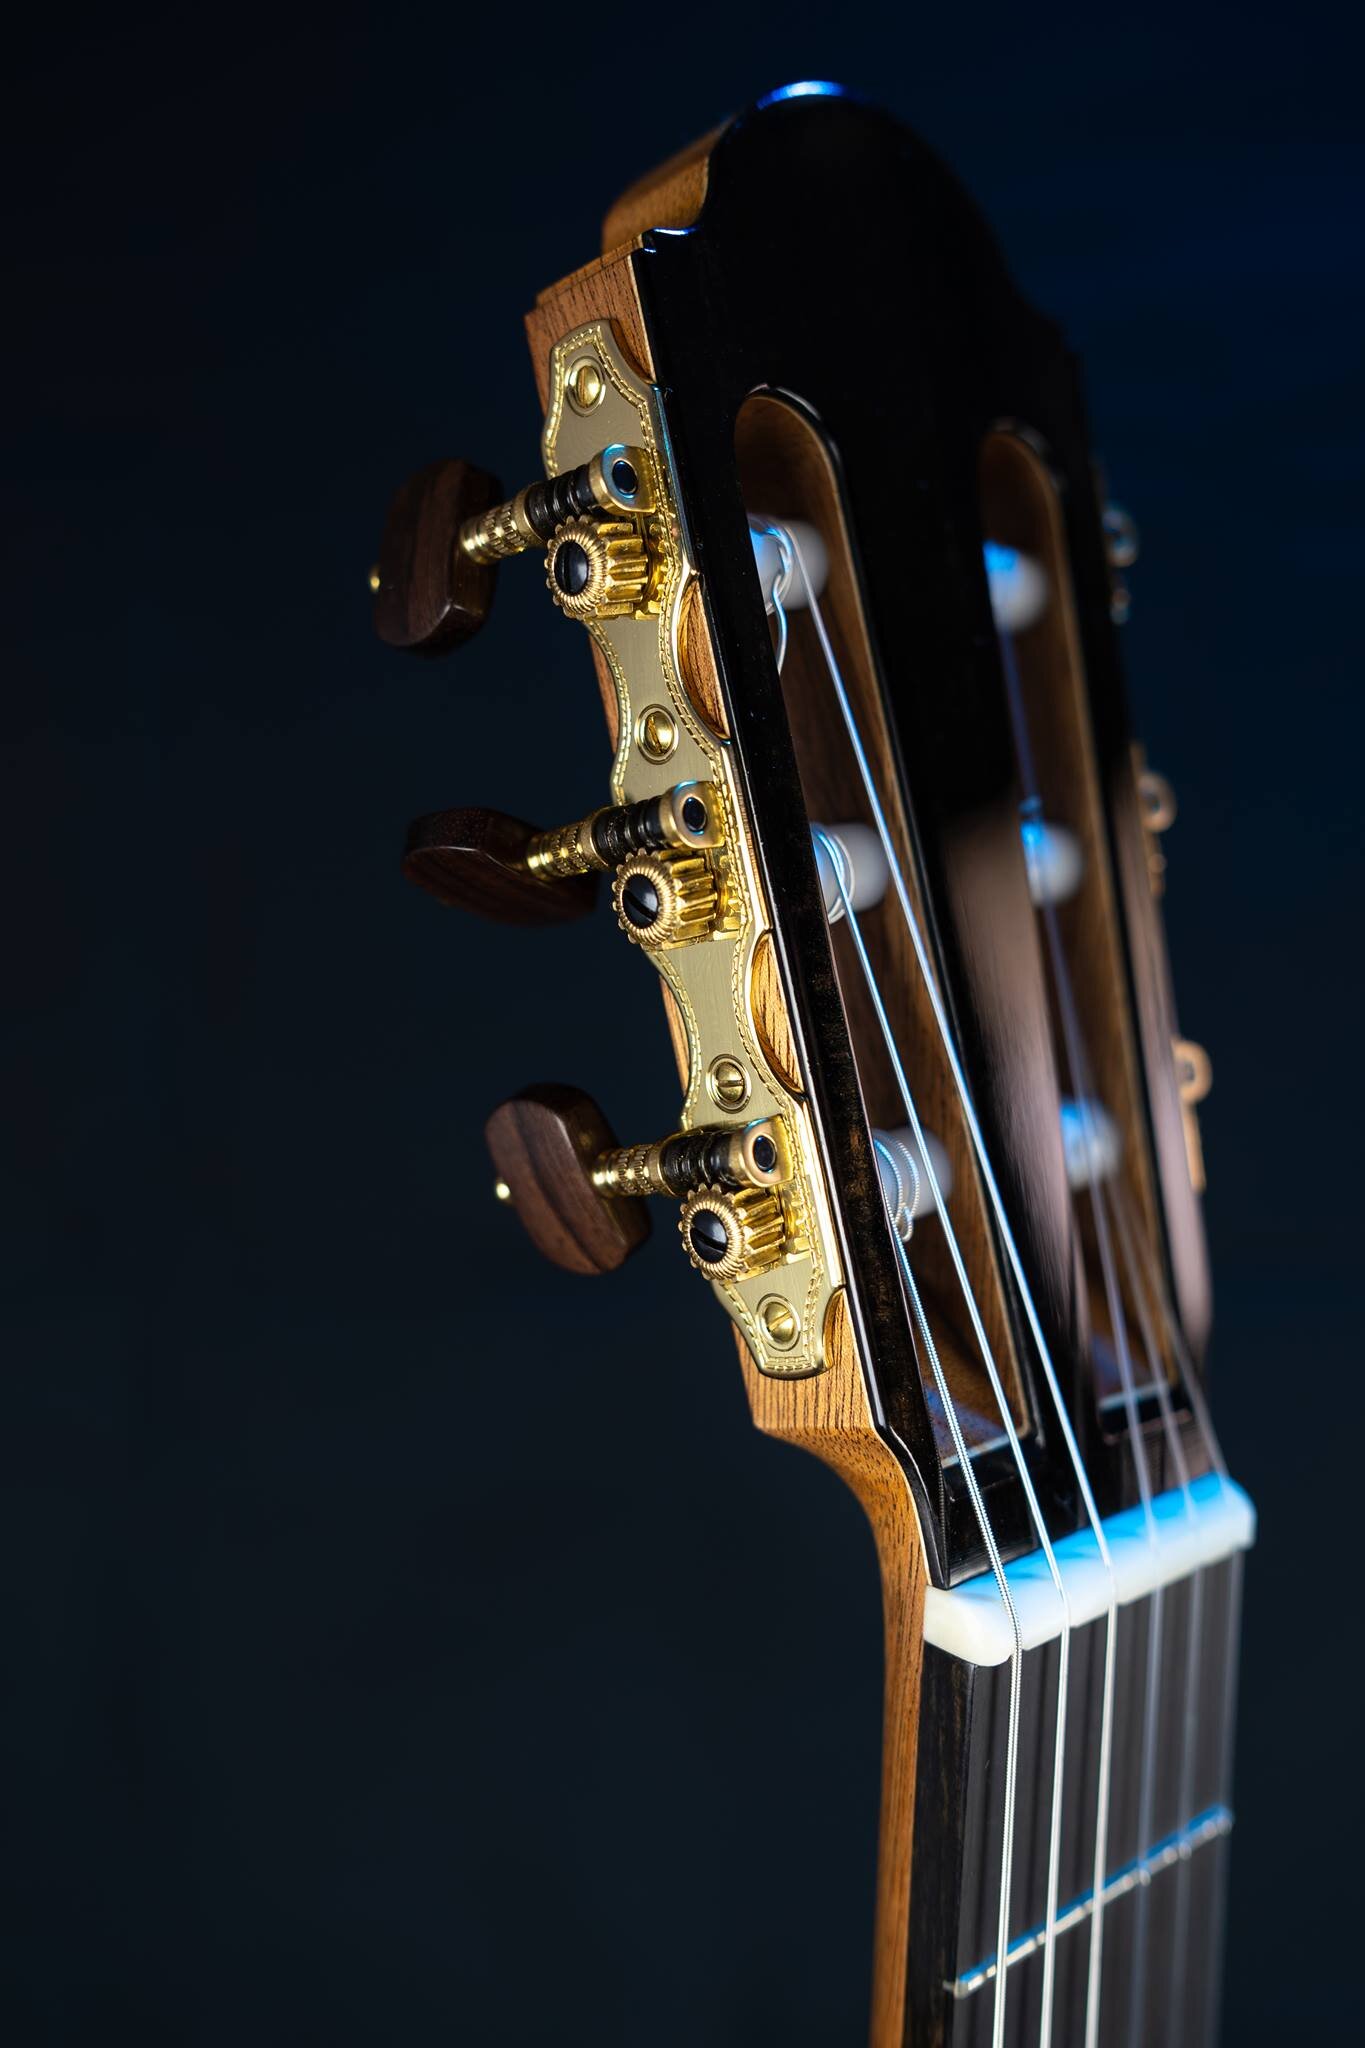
909;1515;1245;2046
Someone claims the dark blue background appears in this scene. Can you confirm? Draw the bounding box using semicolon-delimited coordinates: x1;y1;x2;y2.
5;5;1362;2041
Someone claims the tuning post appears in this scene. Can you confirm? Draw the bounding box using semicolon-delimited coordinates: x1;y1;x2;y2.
594;1117;788;1201
458;443;654;559
527;780;722;879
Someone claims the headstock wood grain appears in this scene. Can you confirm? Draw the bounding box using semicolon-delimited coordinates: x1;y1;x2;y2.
375;84;1253;2048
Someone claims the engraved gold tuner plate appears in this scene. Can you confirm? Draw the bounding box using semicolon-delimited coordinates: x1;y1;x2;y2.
540;324;845;1377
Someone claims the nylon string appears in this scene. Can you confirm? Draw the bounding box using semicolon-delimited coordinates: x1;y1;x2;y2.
768;532;1119;2048
993;619;1230;2048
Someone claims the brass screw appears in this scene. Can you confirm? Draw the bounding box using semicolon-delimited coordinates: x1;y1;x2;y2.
706;1056;750;1112
493;1179;512;1203
759;1296;800;1349
368;566;381;592
636;705;678;762
567;358;605;413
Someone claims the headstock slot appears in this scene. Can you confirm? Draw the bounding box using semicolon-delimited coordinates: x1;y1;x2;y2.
980;429;1215;1488
982;440;1175;1398
736;393;1029;1467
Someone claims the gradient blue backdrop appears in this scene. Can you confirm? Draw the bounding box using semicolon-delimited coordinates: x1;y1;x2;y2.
5;4;1363;2041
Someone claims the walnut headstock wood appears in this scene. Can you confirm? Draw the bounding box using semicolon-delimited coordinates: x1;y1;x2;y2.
374;84;1252;2048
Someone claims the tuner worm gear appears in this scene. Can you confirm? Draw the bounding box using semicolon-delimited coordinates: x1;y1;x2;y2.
679;1185;786;1284
612;851;719;948
546;516;651;620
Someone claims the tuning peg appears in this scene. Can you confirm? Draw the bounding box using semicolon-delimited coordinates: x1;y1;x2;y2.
402;809;597;924
460;442;653;557
372;458;505;655
403;781;723;927
460;444;660;623
373;445;662;658
486;1083;789;1278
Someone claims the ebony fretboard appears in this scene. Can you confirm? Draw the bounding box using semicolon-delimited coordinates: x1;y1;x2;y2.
909;1556;1243;2047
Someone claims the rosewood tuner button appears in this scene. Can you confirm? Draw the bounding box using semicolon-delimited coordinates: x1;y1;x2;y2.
487;1085;652;1277
402;783;724;927
402;809;598;925
487;1084;791;1280
372;458;504;655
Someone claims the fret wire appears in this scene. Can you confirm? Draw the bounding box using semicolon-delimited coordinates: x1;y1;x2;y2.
948;1804;1234;2000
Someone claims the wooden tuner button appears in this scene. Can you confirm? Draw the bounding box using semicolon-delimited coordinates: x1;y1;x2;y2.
402;808;597;925
486;1084;651;1276
372;458;503;655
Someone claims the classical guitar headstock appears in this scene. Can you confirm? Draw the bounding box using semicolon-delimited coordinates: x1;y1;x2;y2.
374;82;1216;1524
374;87;1249;2046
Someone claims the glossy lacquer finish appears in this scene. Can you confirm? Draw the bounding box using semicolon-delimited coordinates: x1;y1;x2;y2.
628;92;1211;1581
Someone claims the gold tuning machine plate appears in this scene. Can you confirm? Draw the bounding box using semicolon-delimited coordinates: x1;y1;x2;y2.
536;321;846;1377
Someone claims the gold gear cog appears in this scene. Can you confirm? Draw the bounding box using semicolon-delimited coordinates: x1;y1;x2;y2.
678;1184;786;1283
612;851;719;948
545;515;650;620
